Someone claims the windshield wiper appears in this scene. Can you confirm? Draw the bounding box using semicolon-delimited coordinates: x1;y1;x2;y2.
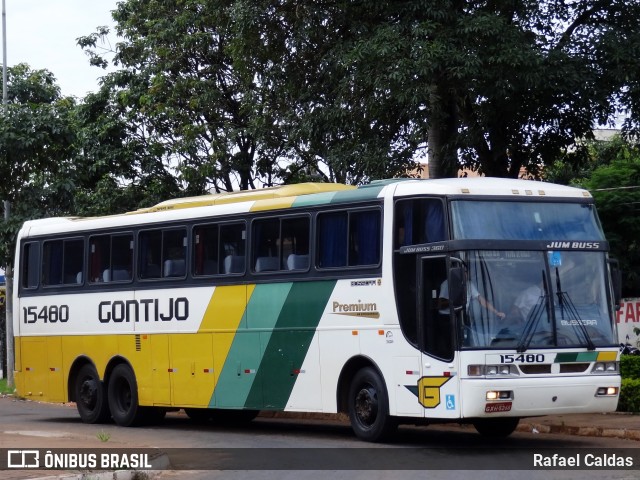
555;268;595;351
516;271;548;353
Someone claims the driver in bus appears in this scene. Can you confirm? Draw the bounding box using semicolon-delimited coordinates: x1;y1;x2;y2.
509;282;543;323
438;278;505;319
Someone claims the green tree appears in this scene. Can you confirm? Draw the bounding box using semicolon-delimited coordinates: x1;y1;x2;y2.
71;86;181;216
0;64;77;265
0;63;175;268
80;0;291;193
81;1;640;185
79;0;424;190
228;1;423;184
227;0;640;179
545;135;640;295
581;140;640;296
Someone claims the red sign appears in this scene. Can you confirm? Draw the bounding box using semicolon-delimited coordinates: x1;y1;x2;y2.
485;402;512;413
616;298;640;344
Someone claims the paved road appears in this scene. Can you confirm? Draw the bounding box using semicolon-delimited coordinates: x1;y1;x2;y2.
1;395;639;480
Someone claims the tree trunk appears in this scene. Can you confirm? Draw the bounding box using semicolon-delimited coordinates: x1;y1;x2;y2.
427;85;459;179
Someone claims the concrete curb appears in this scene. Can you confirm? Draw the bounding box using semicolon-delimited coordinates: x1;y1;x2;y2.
518;421;640;442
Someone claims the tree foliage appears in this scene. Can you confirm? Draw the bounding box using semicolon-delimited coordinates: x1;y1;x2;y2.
79;0;640;184
81;0;285;193
0;63;181;267
0;64;77;264
281;0;640;179
580;138;640;296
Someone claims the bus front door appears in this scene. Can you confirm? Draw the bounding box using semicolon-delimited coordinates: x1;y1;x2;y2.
417;256;461;419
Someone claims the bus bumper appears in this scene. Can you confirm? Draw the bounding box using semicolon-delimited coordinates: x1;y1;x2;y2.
460;375;621;418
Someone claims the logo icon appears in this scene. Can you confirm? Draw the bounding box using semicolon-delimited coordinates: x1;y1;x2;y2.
7;450;40;468
416;376;451;408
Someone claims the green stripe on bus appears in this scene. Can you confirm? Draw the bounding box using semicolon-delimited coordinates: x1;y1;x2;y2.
292;191;340;208
292;184;385;208
554;352;599;363
329;185;384;204
245;280;336;409
210;283;293;408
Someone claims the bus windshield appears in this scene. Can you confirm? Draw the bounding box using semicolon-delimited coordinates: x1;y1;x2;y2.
456;250;616;350
450;201;605;240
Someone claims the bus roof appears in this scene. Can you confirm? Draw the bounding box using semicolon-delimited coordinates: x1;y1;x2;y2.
391;177;592;199
17;178;592;238
131;182;356;213
136;177;590;214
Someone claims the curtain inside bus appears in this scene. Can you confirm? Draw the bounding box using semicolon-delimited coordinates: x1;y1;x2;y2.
396;198;446;247
318;212;348;268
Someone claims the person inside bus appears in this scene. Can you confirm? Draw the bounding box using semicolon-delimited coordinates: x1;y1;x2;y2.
437;276;506;348
438;278;505;319
485;280;547;347
508;282;544;323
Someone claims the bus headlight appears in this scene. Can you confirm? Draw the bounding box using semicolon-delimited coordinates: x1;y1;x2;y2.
468;365;519;376
595;387;618;397
486;390;514;401
591;362;619;374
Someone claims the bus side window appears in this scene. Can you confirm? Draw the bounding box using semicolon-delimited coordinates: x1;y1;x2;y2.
317;209;380;269
395;198;446;248
282;217;310;271
42;238;84;286
193;224;219;276
91;234;133;283
90;235;110;282
63;239;84;284
349;210;380;266
253;216;310;273
424;200;446;243
253;218;280;272
21;242;40;289
42;240;63;286
317;212;347;268
139;230;162;279
220;222;246;275
162;229;187;278
111;234;133;281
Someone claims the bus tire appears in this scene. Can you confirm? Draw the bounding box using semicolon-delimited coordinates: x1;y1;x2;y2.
107;364;145;427
348;367;397;442
74;363;110;424
473;417;520;438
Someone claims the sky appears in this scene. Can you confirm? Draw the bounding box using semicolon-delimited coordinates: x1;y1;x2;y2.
6;0;118;98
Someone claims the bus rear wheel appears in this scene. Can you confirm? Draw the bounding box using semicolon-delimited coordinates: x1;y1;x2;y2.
74;364;110;424
107;364;146;427
473;417;520;438
348;367;397;442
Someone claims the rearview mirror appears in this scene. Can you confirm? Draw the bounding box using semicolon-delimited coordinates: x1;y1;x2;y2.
608;258;622;311
449;266;465;309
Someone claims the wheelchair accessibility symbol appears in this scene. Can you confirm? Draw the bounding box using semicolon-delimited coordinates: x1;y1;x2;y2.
445;394;456;410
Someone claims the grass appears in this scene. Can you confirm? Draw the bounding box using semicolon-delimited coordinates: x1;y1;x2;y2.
0;377;15;395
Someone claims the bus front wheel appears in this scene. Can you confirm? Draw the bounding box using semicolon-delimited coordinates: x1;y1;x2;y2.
473;417;520;437
347;367;397;442
74;363;110;424
107;364;146;427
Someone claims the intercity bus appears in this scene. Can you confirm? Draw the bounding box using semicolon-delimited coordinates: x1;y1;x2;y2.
12;178;622;441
